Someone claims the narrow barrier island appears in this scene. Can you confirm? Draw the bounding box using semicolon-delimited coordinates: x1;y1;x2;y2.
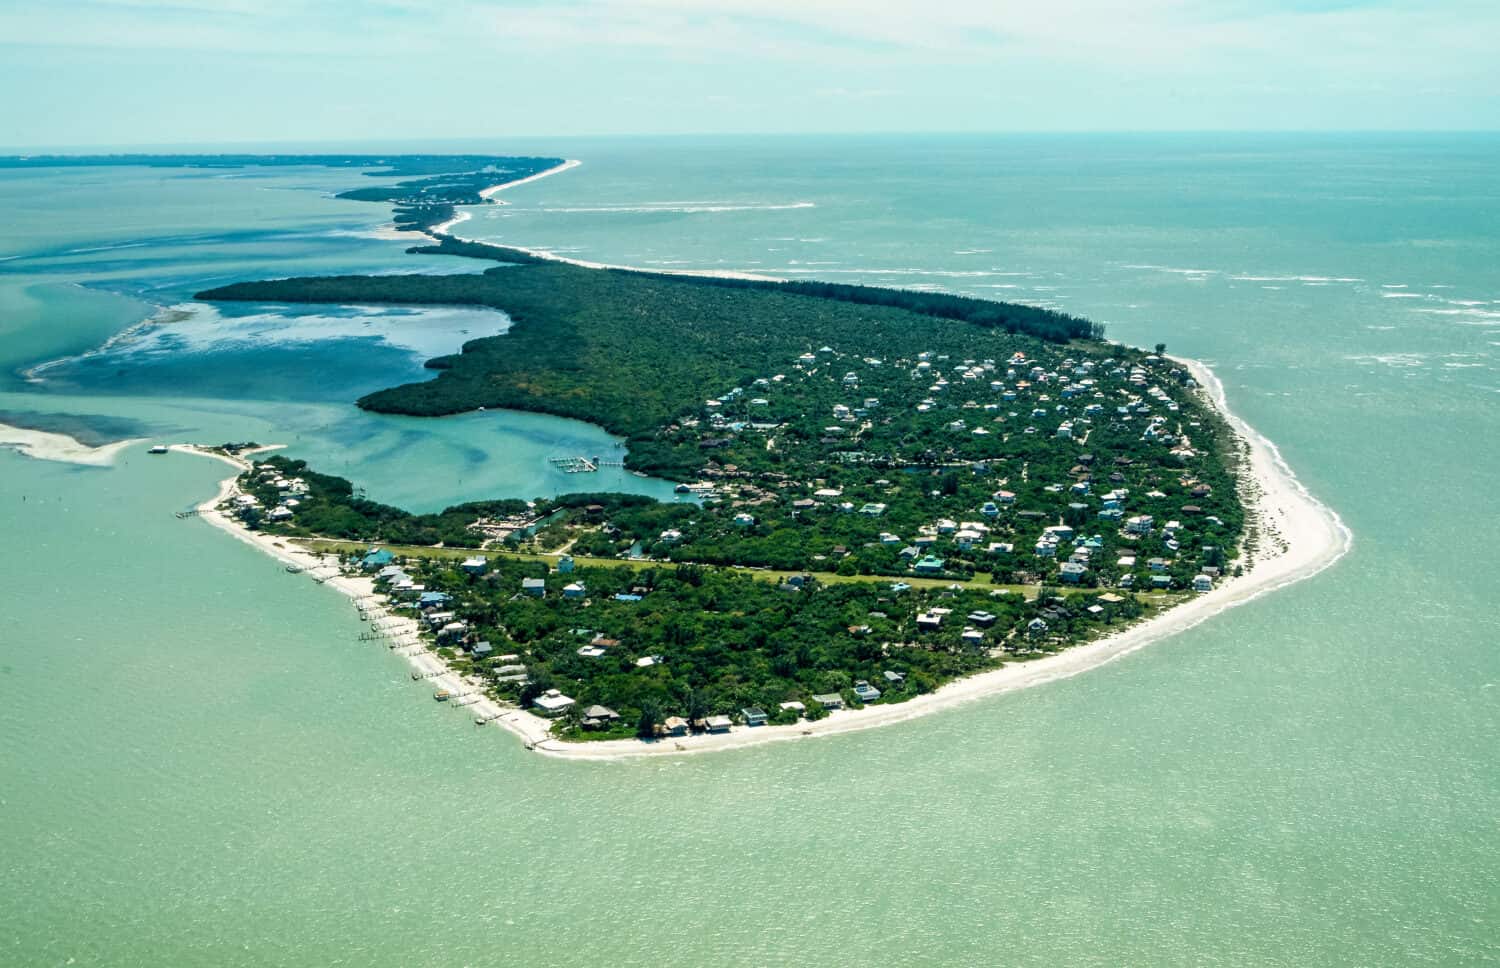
180;154;1282;754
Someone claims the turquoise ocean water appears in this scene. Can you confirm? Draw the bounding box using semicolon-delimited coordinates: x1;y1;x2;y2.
1;136;1496;966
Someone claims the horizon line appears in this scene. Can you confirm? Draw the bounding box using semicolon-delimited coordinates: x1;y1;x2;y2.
3;129;1498;155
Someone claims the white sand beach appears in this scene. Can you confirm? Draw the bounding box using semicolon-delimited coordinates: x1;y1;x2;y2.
0;421;144;465
521;355;1352;760
451;237;786;283
173;445;555;749
435;160;782;281
478;159;582;200
427;210;471;236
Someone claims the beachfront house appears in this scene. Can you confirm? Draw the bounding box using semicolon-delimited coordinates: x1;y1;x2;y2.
1193;574;1214;592
704;714;733;734
741;707;769;727
361;548;394;571
662;716;689;737
532;689;575;716
581;705;620;729
813;693;845;711
853;680;882;703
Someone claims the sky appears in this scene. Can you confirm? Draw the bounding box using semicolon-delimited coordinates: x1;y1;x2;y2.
1;0;1496;148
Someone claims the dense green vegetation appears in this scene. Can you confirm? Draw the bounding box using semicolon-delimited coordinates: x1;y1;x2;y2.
200;265;1103;476
215;256;1244;592
409;236;1102;342
383;554;1148;739
239;455;521;547
237;455;665;548
193;151;1249;740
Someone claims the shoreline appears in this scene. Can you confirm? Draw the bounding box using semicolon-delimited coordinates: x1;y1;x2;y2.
525;360;1351;759
9;367;1351;762
191;348;1351;762
171;444;560;750
428;159;785;282
478;158;582;200
7;155;1354;761
427;159;581;237
406;162;1355;759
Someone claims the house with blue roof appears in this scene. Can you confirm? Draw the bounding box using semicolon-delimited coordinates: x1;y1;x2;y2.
913;555;946;575
360;548;394;570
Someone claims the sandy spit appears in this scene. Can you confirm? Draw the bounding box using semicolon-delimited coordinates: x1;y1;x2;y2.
0;422;145;466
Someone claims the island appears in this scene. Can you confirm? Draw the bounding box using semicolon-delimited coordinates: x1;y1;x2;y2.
160;152;1293;757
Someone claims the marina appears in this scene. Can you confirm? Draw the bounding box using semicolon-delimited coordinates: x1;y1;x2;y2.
548;455;599;473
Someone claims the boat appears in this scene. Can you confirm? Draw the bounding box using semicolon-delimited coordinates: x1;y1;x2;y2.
433;689;452;702
147;444;169;454
285;563;304;574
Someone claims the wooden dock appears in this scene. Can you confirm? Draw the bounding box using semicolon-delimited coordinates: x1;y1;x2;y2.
548;456;598;473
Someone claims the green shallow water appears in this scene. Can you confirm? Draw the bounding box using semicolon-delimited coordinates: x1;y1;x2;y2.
1;136;1497;966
